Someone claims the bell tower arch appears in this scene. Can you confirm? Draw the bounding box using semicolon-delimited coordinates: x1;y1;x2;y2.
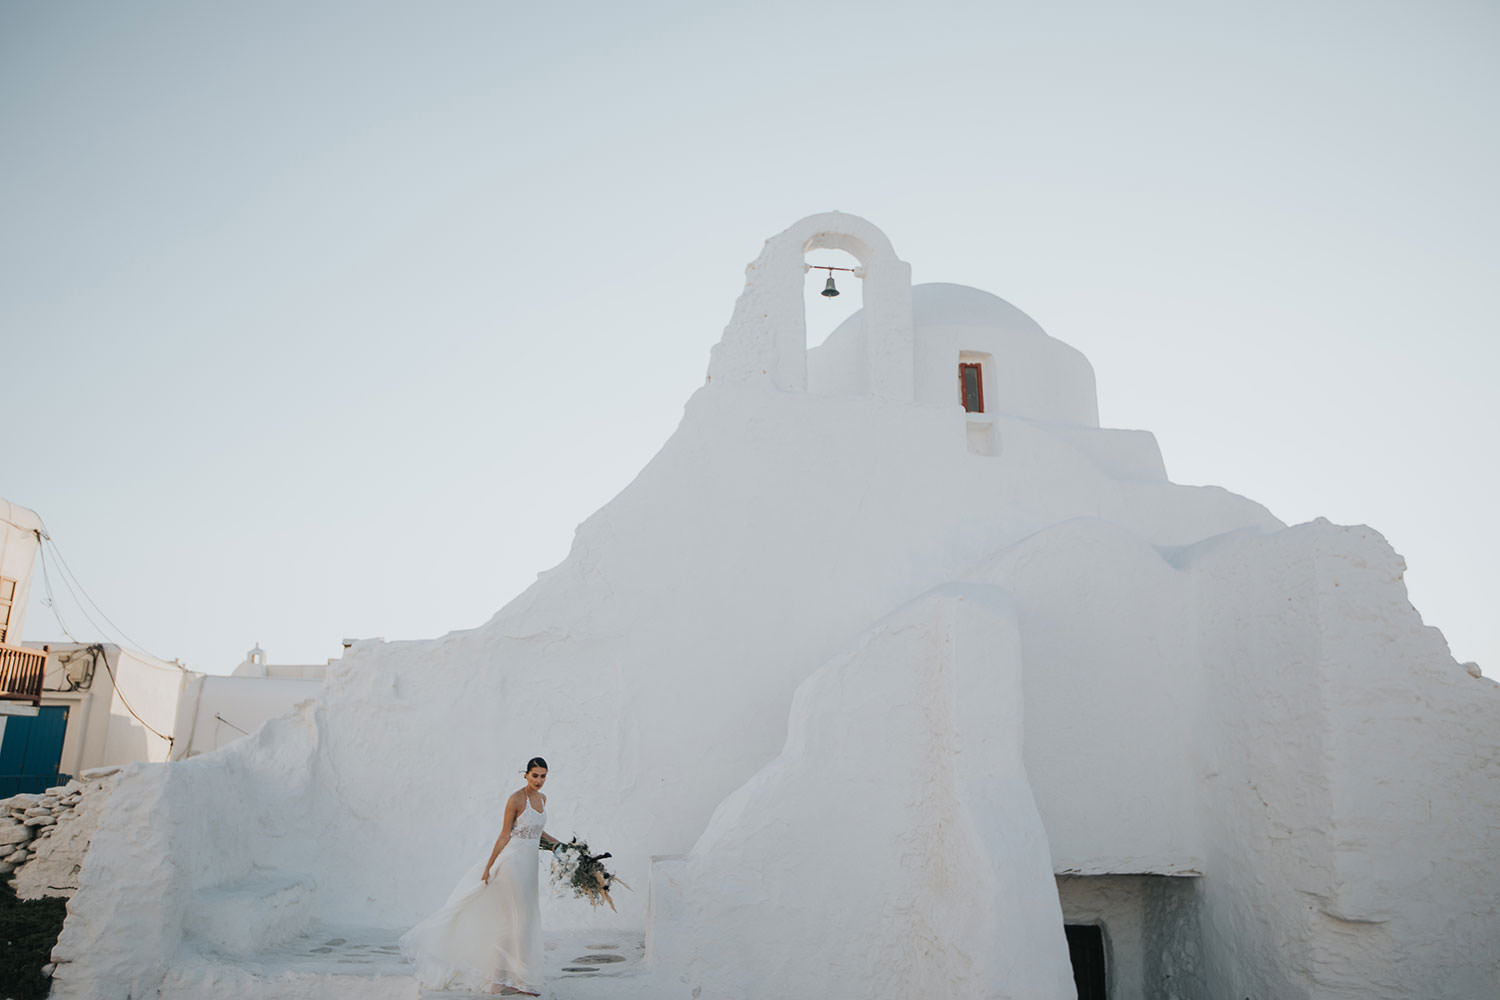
708;212;914;401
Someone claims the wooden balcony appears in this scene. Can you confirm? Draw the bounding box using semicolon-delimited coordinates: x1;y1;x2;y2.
0;643;46;705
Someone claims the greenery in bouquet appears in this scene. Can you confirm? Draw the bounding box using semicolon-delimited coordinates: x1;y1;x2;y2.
548;837;629;911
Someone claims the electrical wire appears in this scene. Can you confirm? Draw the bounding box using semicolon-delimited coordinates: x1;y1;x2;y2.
34;536;77;642
97;649;173;750
40;541;116;648
30;526;173;749
214;713;249;736
40;524;163;661
53;644;101;693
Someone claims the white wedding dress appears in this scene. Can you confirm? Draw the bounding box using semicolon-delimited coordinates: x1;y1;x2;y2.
400;799;547;993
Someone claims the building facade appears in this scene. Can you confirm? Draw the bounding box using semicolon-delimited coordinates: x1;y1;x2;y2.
45;215;1500;1000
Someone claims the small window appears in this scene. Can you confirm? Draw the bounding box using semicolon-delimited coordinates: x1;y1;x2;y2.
0;576;14;643
959;362;984;413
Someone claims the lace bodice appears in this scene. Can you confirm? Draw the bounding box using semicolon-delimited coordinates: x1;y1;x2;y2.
511;800;546;841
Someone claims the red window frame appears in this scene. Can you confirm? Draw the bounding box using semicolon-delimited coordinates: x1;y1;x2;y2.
959;362;984;413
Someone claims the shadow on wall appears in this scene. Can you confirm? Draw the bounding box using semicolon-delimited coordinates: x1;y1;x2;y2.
102;712;150;766
1057;874;1206;1000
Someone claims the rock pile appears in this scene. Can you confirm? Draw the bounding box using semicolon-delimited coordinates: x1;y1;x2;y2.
1;766;121;898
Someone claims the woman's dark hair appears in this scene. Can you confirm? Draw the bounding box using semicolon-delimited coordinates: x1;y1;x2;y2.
524;756;548;773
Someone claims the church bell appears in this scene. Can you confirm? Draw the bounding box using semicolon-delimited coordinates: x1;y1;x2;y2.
820;275;840;297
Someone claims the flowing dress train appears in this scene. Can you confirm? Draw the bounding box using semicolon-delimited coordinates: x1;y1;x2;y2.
400;801;546;992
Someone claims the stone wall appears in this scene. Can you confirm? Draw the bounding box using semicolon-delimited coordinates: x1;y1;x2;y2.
2;765;121;899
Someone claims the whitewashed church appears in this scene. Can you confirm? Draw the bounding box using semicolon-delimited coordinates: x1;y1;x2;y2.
46;214;1499;999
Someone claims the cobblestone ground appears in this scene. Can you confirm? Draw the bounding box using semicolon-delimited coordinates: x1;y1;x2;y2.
419;929;648;998
158;926;651;999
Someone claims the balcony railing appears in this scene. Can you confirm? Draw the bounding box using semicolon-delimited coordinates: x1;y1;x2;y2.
0;643;46;705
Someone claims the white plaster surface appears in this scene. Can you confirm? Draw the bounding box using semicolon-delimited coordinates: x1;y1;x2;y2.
182;673;321;755
231;644;330;680
25;642;322;780
967;517;1208;877
154;928;648;1000
1187;520;1500;1000
47;214;1500;999
99;648;191;764
648;586;1075;999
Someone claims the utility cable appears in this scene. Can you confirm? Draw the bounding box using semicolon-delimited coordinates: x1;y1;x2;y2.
40;524;163;661
97;650;173;750
52;644;101;693
32;526;173;749
34;536;77;642
214;713;249;736
42;541;116;649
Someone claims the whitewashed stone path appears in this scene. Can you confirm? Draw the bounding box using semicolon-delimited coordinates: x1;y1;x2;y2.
153;927;648;999
420;930;648;1000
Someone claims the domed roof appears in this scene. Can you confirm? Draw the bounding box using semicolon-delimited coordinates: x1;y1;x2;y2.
911;283;1048;337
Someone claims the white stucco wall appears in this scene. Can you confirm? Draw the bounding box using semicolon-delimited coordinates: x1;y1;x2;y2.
970;518;1207;876
1190;520;1500;1000
810;282;1099;428
909;284;1099;426
228;647;327;680
97;649;188;765
649;586;1075;999
33;644;319;771
39;645;196;774
48;689;103;778
183;675;321;755
47;214;1500;1000
50;372;1281;996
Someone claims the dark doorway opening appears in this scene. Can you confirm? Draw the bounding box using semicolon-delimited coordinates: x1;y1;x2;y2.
1065;923;1107;1000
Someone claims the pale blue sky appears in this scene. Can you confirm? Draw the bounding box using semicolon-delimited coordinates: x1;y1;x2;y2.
3;1;1495;674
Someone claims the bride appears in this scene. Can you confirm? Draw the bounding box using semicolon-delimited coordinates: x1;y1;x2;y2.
401;757;557;995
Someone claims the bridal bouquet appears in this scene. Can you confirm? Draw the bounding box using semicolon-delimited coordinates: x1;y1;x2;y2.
548;837;630;911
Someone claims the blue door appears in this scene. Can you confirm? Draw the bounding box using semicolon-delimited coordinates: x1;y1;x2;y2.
0;704;71;796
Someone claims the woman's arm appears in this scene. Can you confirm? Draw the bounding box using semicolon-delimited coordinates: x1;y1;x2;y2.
483;794;521;884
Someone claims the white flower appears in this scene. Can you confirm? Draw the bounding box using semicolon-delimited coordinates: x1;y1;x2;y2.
549;845;582;895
